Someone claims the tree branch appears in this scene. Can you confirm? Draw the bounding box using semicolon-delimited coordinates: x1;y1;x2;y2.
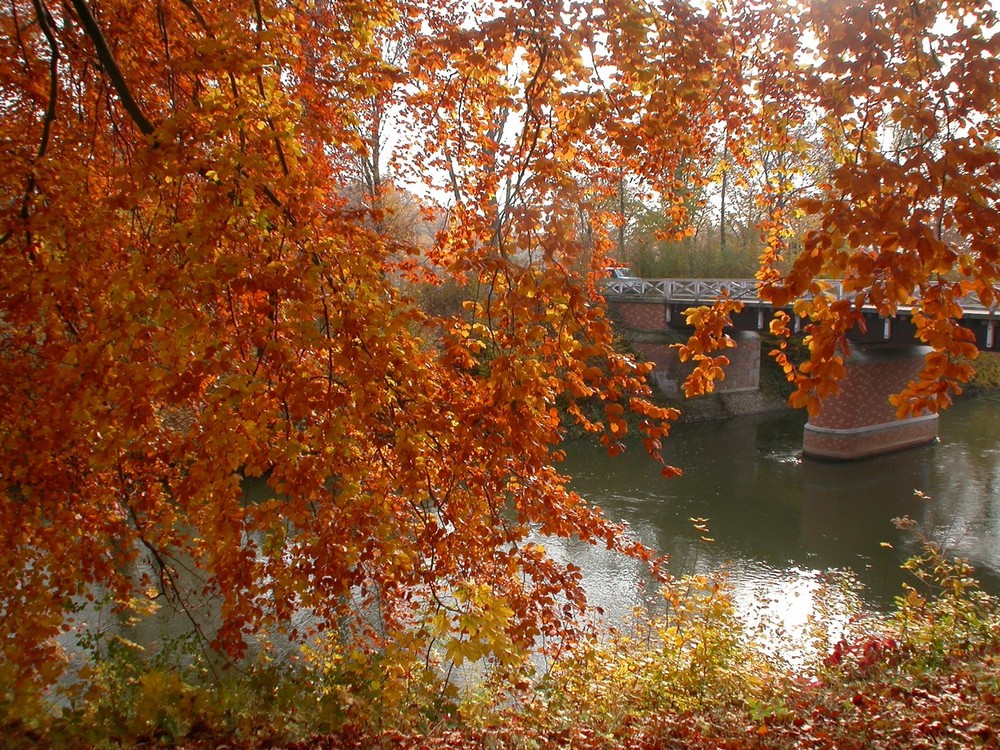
68;0;156;136
9;0;62;254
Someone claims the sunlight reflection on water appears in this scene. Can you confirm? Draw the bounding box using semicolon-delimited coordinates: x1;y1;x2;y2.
559;396;1000;669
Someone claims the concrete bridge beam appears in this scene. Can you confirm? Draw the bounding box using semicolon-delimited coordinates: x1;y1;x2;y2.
609;298;761;396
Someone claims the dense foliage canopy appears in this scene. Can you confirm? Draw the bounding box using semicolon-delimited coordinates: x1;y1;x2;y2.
1;0;999;711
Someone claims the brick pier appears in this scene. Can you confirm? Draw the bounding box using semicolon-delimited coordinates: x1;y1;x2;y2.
802;345;938;460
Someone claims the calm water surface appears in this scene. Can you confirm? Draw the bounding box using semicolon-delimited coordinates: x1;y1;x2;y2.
550;394;1000;648
65;395;999;672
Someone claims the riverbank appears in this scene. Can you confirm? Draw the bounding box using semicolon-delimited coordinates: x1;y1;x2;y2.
965;349;1000;393
19;544;999;749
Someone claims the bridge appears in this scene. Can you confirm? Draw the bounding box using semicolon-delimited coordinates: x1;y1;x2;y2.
603;277;1000;350
604;278;1000;460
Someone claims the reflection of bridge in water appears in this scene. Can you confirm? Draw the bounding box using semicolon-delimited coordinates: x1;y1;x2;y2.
604;278;1000;461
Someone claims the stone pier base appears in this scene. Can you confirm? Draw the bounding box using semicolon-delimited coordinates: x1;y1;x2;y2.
803;345;938;460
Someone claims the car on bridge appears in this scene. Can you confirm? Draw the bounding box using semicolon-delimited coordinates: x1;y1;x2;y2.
605;266;645;293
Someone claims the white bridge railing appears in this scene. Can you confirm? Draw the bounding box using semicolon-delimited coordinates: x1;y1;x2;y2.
602;278;843;303
603;277;998;316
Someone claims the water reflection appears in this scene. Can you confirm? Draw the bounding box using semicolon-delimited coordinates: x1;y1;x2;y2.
557;395;1000;655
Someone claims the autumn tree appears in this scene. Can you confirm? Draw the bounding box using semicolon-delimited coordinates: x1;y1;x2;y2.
0;0;688;712
2;0;999;720
773;0;1000;418
628;113;832;280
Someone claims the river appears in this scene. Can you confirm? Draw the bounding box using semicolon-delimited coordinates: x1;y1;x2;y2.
63;394;1000;675
547;393;1000;655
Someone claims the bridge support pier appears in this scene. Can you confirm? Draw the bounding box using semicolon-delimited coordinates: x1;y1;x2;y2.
629;329;761;396
717;330;761;392
802;345;938;460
